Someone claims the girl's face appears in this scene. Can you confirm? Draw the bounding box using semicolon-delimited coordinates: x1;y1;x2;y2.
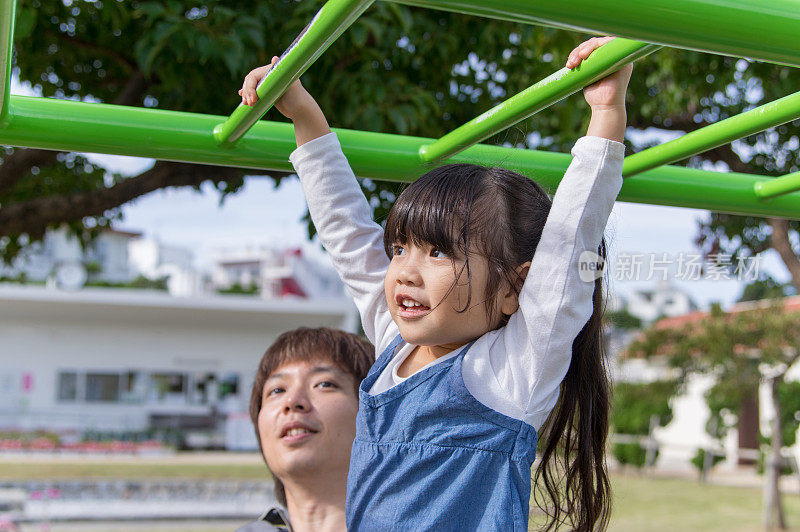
384;241;511;352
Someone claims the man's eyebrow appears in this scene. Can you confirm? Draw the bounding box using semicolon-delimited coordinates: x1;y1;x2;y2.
266;364;344;382
310;365;343;375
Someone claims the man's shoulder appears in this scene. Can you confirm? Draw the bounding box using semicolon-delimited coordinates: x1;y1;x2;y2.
235;507;292;532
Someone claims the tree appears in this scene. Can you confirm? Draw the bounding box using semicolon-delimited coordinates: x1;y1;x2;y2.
4;1;798;282
627;303;800;530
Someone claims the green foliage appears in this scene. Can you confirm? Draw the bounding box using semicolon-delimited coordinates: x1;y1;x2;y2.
217;282;259;295
86;274;169;291
605;309;642;330
3;0;799;277
613;442;651;468
777;380;800;447
611;380;676;469
737;276;797;303
690;448;725;473
612;380;677;435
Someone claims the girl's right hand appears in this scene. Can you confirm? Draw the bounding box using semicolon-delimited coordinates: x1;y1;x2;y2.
238;55;313;120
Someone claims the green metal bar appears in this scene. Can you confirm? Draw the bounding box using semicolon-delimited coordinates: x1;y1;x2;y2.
755;172;800;200
0;0;16;126
623;91;800;178
1;95;799;219
390;0;800;68
213;0;374;147
420;39;659;163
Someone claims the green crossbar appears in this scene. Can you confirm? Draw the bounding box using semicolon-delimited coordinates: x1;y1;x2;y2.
623;91;800;178
2;0;800;220
0;0;15;125
755;172;800;201
213;0;375;147
419;39;660;163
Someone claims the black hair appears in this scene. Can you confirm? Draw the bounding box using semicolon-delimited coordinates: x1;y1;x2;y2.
384;163;612;531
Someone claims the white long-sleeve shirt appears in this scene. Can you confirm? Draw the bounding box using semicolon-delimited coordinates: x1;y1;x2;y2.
289;133;624;432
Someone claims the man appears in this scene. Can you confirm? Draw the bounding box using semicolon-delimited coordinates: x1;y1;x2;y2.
238;327;373;532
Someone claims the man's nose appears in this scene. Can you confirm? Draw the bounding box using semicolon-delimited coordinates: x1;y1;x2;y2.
282;387;311;412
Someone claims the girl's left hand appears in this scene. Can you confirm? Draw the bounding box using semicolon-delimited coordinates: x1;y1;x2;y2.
566;37;632;110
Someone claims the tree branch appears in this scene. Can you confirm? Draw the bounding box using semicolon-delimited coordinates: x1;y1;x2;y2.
0;70;147;197
769;217;800;292
0;162;293;238
43;28;138;74
0;162;236;237
0;149;59;197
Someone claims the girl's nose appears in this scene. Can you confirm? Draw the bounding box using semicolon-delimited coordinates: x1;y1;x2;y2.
396;262;422;286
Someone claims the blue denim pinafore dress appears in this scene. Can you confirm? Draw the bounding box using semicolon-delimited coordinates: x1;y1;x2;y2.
346;335;538;531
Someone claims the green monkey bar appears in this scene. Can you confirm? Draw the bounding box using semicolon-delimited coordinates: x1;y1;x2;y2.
0;0;15;125
1;0;800;219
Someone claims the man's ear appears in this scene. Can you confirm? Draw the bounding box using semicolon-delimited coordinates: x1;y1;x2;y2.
499;261;531;316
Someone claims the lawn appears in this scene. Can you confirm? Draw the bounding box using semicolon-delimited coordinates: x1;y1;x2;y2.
0;455;268;480
531;474;800;531
4;457;800;531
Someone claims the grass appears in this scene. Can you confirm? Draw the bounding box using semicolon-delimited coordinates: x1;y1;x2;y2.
531;473;800;531
0;460;269;480
5;458;800;530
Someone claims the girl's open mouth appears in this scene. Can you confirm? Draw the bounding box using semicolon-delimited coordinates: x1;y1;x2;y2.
397;297;431;318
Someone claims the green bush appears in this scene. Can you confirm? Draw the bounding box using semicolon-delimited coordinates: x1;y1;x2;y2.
613;442;657;468
690;448;725;473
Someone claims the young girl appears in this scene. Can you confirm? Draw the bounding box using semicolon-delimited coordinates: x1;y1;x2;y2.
241;36;630;531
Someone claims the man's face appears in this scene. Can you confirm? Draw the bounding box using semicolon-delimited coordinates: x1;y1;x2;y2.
258;360;359;482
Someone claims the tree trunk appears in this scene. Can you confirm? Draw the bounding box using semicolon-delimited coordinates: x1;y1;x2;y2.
762;376;787;530
738;393;760;465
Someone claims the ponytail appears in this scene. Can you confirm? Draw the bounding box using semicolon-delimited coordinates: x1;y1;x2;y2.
532;239;612;531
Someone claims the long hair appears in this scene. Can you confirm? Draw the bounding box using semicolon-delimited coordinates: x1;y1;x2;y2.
385;163;612;530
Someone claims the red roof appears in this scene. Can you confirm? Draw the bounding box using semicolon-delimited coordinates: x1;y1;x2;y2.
654;294;800;330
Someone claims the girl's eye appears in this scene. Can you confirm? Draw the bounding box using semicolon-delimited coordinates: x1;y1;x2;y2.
392;245;406;256
431;249;447;258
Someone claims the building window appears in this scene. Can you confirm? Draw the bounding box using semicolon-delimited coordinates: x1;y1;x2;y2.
120;371;145;404
149;373;187;404
219;373;239;399
57;372;78;402
85;373;120;402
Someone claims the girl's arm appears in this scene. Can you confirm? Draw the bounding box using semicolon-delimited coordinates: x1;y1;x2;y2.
240;60;398;351
474;39;629;431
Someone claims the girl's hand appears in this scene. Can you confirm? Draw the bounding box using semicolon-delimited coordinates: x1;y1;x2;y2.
238;55;315;120
566;37;632;111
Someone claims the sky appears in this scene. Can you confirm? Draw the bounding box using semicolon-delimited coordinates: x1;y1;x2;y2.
9;77;794;311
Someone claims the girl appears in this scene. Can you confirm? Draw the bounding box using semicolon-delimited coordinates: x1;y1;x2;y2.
241;37;630;531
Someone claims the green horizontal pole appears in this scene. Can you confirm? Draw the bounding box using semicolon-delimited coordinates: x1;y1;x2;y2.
754;172;800;200
420;39;659;163
390;0;800;68
623;91;800;178
1;95;799;219
213;0;374;148
0;0;16;126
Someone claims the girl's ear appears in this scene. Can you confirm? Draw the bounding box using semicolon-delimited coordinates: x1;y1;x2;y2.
499;261;531;316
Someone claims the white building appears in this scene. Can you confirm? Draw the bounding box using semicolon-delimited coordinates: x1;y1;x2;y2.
1;227;141;286
617;295;800;471
212;247;344;300
0;285;358;450
621;279;699;326
129;236;199;297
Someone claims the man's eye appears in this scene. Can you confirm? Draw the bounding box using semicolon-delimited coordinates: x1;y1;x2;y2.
392;245;406;256
316;381;337;389
266;387;284;397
